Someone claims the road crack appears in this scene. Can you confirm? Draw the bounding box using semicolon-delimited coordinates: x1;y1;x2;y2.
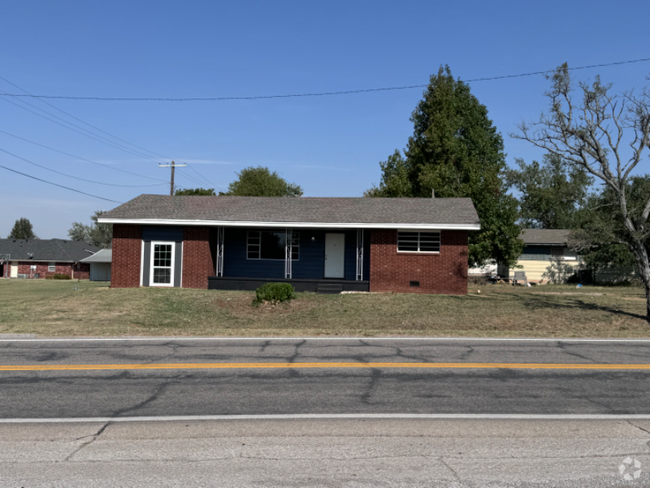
64;422;109;461
439;457;462;482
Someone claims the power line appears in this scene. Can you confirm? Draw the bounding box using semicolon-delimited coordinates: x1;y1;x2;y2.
0;75;172;162
0;163;121;203
2;57;649;102
0;94;167;165
0;75;218;188
0;146;164;188
0;129;168;184
187;164;218;188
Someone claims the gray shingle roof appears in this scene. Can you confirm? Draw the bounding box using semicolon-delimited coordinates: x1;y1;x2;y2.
520;229;571;246
99;195;480;229
0;239;101;262
80;249;112;263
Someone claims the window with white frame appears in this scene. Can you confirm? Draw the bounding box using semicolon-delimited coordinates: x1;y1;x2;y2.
48;262;56;272
397;231;440;253
150;242;175;286
247;231;299;260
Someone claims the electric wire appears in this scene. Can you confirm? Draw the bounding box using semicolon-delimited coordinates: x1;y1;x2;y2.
2;57;648;101
187;164;218;188
0;129;168;184
0;147;164;188
0;76;219;189
0;95;167;165
0;163;121;203
0;75;172;162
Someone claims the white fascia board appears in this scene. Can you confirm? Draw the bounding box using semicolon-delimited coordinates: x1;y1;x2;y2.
98;218;480;231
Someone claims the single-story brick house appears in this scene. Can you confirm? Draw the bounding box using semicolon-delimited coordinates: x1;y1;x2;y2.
0;239;100;279
98;195;480;295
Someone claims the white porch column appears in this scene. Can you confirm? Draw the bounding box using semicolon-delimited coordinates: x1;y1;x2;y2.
216;226;225;277
356;229;364;281
285;227;293;279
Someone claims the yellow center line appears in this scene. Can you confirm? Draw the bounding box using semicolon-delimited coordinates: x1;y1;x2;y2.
0;362;649;372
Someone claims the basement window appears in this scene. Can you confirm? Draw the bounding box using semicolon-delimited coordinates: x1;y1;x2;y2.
397;231;440;253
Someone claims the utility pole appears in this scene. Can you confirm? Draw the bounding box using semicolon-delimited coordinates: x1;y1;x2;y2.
158;161;187;195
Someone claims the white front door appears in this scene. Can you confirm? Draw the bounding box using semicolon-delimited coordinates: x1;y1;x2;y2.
324;233;345;278
10;262;18;278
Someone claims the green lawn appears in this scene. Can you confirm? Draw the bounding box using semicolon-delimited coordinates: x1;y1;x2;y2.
0;279;648;337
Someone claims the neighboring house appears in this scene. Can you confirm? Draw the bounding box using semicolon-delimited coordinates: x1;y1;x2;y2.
0;239;100;279
98;195;480;295
498;229;579;283
80;249;112;282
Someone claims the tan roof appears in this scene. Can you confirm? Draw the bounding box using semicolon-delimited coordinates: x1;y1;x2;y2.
99;195;480;230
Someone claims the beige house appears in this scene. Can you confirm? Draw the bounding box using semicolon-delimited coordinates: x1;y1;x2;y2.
499;229;580;283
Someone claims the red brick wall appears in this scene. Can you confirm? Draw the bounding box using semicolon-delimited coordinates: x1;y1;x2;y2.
111;224;142;288
182;226;214;289
14;262;89;279
369;229;468;295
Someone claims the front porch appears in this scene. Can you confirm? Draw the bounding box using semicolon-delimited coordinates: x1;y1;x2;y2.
208;276;369;293
211;227;370;289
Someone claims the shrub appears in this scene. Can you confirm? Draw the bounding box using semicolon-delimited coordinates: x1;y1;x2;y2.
253;282;296;305
52;273;71;280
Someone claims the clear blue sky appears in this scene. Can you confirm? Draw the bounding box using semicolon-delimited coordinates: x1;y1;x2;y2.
1;0;649;238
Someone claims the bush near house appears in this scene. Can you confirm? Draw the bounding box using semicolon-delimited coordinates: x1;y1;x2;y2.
253;283;296;305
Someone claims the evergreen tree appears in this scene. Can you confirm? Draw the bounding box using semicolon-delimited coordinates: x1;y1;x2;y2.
367;66;522;267
8;218;37;240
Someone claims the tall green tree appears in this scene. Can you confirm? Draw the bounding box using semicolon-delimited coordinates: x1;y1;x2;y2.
175;188;216;196
515;63;650;321
367;66;522;267
222;166;303;197
9;218;37;240
506;153;593;229
68;211;113;249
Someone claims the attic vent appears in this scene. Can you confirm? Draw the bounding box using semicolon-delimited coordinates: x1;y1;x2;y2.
409;281;420;287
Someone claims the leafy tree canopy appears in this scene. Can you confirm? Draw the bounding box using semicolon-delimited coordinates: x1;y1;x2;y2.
68;211;112;249
570;176;650;273
506;153;593;229
222;166;303;197
366;66;522;267
174;188;216;196
9;217;37;240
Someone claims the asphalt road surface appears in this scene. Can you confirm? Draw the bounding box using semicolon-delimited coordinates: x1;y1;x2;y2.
0;337;649;418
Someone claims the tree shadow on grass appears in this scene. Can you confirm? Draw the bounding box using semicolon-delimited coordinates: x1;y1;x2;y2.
507;293;647;321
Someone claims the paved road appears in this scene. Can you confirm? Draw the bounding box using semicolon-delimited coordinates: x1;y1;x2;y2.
1;419;649;487
0;337;649;418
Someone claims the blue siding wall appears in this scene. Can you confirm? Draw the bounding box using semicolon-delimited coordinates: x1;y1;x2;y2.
222;228;369;280
141;226;184;287
143;227;183;242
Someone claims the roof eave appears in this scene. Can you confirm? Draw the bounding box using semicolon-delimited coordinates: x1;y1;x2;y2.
98;218;480;231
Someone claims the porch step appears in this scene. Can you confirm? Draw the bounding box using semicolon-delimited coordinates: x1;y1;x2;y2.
316;283;344;294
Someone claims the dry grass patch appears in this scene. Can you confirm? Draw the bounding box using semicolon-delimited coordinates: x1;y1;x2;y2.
0;279;647;337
